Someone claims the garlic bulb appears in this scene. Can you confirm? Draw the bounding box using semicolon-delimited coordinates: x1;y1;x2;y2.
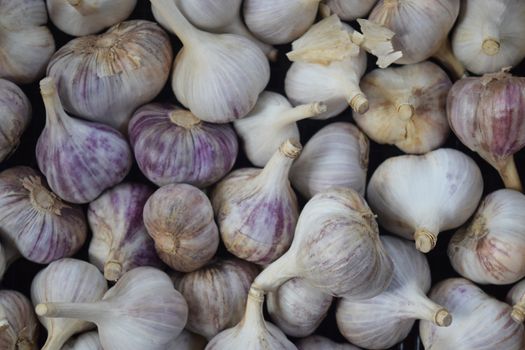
36;267;189;350
151;0;270;123
324;0;377;20
0;166;87;263
31;258;108;350
173;258;259;339
447;70;525;191
507;279;525;323
129;103;238;188
36;77;132;204
167;330;207;350
420;278;524;349
267;278;332;337
452;0;525;75
353;62;451;154
0;290;39;350
296;336;360;350
337;236;451;349
211;139;301;265
46;0;137;36
88;182;162;281
205;286;297;350
144;183;219;272
449;189;525;285
290;122;368;199
47;20;172;131
0;0;55;84
0;79;31;164
62;332;102;350
253;188;393;298
367;148;484;253
233;92;326;167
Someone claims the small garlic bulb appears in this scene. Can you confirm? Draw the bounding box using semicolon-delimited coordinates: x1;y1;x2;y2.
449;189;525;285
46;0;137;36
211;139;301;265
233;91;326;167
47;20;172;131
353;62;451;154
167;330;207;350
267;278;332;337
88;182;163;281
507;279;525;323
367;148;484;253
290;122;368;199
129;103;238;188
452;0;525;75
336;236;452;349
151;0;270;123
296;335;360;350
324;0;377;20
36;77;132;204
206;286;297;350
36;267;189;350
144;183;219;272
62;332;102;350
0;79;31;164
0;290;39;350
31;258;108;350
0;0;55;84
253;188;393;299
173;258;259;339
0;166;87;264
420;278;524;350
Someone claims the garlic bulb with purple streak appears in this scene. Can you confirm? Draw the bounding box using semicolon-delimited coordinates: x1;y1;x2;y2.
36;77;132;204
47;20;172;131
0;290;39;350
88;183;162;281
144;183;219;272
367;148;484;253
167;330;207;350
507;279;525;323
324;0;377;20
0;166;86;263
290;122;368;199
31;259;108;350
420;278;524;350
296;335;361;350
253;188;393;298
62;332;102;350
129;104;238;188
447;70;525;191
36;267;188;350
211;139;301;265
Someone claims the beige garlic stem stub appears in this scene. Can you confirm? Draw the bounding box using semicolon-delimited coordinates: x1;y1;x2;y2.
433;40;466;80
511;295;525;323
434;308;452;327
498;158;523;192
414;229;437;253
348;93;369;114
397;104;415;121
169;110;202;129
104;261;122;281
280;139;302;159
482;38;501;56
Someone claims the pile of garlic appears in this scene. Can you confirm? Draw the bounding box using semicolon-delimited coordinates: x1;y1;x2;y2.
1;0;525;349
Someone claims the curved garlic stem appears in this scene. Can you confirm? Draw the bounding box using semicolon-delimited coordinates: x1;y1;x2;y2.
104;259;123;282
40;78;67;126
347;93;369;114
67;0;98;16
41;330;75;350
433;40;466;80
409;291;452;327
511;294;525;323
168;110;202;129
497;158;523;192
253;254;298;292
258;139;302;186
414;229;437;253
150;0;205;45
36;302;104;323
225;18;278;61
277;102;327;126
243;287;266;329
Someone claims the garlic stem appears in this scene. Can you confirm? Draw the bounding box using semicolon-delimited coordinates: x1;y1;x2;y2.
278;102;327;126
408;290;452;327
414;229;437;253
36;302;104;323
242;287;266;329
396;103;415;121
511;294;525;323
67;0;98;16
433;40;466;80
226;17;278;61
41;330;75;350
257;139;302;186
104;260;123;281
168;110;202;129
482;39;501;56
252;253;298;292
40;77;67;126
347;93;369;114
497;157;523;192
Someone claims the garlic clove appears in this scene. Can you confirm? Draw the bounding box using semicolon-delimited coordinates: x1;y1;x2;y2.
167;329;207;350
296;335;361;350
324;0;377;21
62;332;103;350
507;279;525;323
0;290;39;350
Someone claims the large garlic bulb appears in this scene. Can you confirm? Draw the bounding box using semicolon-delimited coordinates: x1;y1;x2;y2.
47;20;172;131
507;279;525;323
62;332;102;350
324;0;377;20
420;278;524;349
336;236;451;349
353;62;451;154
167;330;207;350
367;148;484;253
0;290;39;350
0;0;55;84
296;336;360;350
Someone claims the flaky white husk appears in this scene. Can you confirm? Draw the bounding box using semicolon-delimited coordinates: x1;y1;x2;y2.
337;236;451;349
353;62;451;154
0;290;39;350
31;259;108;350
420;278;524;349
324;0;377;20
507;279;525;323
295;335;361;350
62;332;102;350
449;189;525;285
267;278;332;337
46;0;137;36
367;148;484;253
166;330;207;350
290;122;368;199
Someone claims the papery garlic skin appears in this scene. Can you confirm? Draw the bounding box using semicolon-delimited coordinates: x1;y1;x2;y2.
47;20;172;130
507;279;525;323
47;0;137;36
167;330;207;350
353;62;451;154
62;332;102;350
296;335;360;350
324;0;377;20
0;0;55;84
129;104;238;188
367;148;484;253
290;122;368;199
0;290;39;350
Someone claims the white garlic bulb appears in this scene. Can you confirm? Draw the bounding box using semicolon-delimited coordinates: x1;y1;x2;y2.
290;122;368;199
0;0;55;84
324;0;377;20
507;279;525;323
167;330;207;350
296;335;360;350
62;332;102;350
353;62;451;154
367;148;484;253
0;290;39;350
233;91;326;167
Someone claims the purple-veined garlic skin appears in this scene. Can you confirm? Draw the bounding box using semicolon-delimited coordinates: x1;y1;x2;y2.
507;279;525;323
447;71;525;191
295;335;361;350
36;77;132;204
0;166;87;264
88;182;163;282
129;103;238;188
62;332;103;350
0;290;39;350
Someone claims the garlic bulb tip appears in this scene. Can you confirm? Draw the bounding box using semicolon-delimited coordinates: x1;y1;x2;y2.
511;305;525;323
482;39;500;56
349;94;369;114
104;261;123;281
281;139;302;159
435;308;452;327
414;229;437;253
35;303;50;317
